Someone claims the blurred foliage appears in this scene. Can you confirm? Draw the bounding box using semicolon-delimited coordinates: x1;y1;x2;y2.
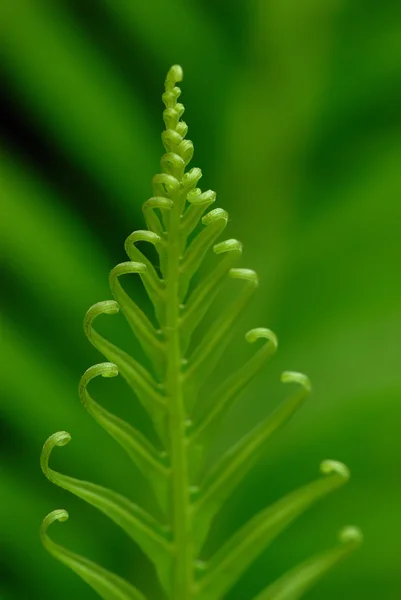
1;0;400;599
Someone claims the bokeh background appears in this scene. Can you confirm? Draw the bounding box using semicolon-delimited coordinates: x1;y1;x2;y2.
1;1;401;599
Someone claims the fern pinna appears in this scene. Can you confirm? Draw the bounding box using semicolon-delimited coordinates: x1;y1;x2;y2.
41;65;361;600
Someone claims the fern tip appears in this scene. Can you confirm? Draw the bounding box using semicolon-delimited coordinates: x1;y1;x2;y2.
202;208;229;226
41;431;72;480
281;371;311;392
213;238;243;255
41;509;69;538
339;525;363;545
320;459;350;481
229;267;259;286
84;300;120;340
81;362;119;385
45;430;71;447
166;65;183;85
245;327;278;349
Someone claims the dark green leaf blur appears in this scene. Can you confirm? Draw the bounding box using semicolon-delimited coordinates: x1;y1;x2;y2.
1;1;400;599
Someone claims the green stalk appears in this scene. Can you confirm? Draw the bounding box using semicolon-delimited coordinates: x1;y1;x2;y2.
165;194;192;598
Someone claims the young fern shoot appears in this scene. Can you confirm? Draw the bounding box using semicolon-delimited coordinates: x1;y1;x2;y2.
41;65;362;600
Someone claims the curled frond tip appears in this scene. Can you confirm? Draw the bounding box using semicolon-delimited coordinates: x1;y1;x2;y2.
229;267;259;285
166;64;183;85
281;371;311;392
40;431;71;480
81;362;119;386
245;327;278;349
320;459;351;481
41;509;69;538
339;525;363;545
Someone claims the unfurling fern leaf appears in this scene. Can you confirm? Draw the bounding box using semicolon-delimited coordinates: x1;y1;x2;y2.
41;65;362;600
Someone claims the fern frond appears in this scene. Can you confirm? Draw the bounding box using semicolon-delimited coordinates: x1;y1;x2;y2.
84;300;167;430
179;238;243;353
191;328;278;448
41;510;147;600
195;461;350;600
41;432;171;591
252;527;363;600
179;208;229;299
109;261;165;374
192;372;312;550
184;267;259;403
78;363;170;511
41;65;361;600
181;188;216;240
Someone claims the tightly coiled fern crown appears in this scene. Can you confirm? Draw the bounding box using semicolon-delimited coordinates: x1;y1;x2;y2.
40;65;361;600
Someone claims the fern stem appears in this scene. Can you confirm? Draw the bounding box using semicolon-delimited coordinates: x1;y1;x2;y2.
165;193;192;598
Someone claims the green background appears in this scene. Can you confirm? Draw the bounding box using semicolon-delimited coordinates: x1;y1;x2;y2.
1;1;400;598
